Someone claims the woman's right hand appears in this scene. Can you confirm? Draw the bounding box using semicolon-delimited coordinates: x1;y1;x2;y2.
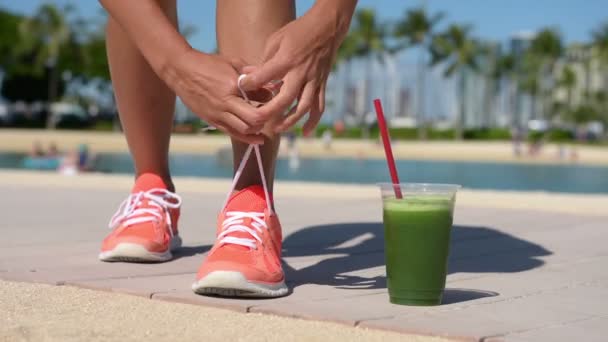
163;49;270;144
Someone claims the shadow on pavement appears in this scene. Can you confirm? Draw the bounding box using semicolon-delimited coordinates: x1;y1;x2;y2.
442;288;499;304
172;244;212;260
281;222;551;304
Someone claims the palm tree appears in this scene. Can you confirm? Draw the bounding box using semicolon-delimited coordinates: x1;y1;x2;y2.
591;21;608;91
344;8;387;136
592;21;608;62
489;52;517;126
518;54;542;121
558;65;577;111
527;28;563;119
430;24;482;139
18;3;72;105
478;42;507;128
394;7;444;138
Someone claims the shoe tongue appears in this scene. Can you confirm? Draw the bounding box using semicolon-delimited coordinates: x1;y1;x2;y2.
224;185;269;213
132;173;167;193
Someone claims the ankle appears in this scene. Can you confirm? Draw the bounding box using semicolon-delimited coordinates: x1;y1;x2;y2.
135;172;175;192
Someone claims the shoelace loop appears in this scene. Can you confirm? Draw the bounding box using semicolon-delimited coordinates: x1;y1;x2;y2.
217;211;267;249
109;188;182;237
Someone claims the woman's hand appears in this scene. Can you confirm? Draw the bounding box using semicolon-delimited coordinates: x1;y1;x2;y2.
164;49;271;144
240;0;357;135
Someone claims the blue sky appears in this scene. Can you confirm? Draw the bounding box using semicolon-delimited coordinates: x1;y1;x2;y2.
3;0;608;53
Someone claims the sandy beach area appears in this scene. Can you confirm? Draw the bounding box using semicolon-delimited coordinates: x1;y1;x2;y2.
2;129;608;166
0;280;451;342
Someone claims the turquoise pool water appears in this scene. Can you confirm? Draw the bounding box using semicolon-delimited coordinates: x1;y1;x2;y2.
1;152;607;194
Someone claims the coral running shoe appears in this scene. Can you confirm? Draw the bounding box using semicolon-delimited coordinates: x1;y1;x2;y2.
99;173;181;263
192;185;287;297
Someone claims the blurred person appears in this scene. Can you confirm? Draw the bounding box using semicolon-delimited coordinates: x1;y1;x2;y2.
322;129;333;150
29;141;45;158
97;0;357;298
511;126;523;158
77;144;96;171
47;142;60;157
286;129;297;150
58;150;79;176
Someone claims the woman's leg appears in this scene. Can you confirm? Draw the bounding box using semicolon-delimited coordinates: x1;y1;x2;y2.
106;0;178;190
216;0;296;194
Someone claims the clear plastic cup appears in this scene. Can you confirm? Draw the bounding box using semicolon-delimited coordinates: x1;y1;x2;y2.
378;183;460;306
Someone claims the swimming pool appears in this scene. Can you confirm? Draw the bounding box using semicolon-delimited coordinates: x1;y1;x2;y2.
1;152;607;194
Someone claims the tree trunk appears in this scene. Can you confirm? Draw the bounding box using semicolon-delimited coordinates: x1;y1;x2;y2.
456;70;466;140
542;64;554;120
530;93;537;120
343;60;352;122
46;65;59;129
417;48;427;139
362;56;373;139
584;59;591;99
482;75;494;128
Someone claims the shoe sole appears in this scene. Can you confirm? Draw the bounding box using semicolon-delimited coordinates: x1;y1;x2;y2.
192;271;288;298
98;236;182;263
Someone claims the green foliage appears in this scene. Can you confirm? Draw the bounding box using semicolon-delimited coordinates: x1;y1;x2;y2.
299;125;511;141
430;24;481;73
529;28;563;62
0;9;22;70
394;7;444;46
336;8;387;67
2;72;64;102
528;129;574;143
592;21;608;63
1;3;109;102
90;120;115;131
567;104;600;124
463;128;511;140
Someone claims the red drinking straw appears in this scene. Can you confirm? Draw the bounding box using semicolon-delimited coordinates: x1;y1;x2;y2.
373;99;403;199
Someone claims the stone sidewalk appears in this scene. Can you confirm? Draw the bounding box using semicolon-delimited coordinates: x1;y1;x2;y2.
1;181;607;342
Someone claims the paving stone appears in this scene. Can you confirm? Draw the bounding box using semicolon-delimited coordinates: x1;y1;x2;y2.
359;289;595;339
504;316;608;342
447;255;608;299
151;291;254;313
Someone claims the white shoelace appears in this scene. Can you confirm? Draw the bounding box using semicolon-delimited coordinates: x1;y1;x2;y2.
217;211;267;249
216;75;273;249
109;188;182;237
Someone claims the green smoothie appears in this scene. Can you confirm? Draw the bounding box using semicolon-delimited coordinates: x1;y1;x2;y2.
383;196;454;306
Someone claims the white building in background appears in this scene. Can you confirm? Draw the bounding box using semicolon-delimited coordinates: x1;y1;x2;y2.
553;44;606;108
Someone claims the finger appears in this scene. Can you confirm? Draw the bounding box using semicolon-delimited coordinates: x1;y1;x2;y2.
231;131;265;145
276;81;316;133
262;34;281;61
239;54;289;91
240;66;282;102
265;79;283;93
215;122;264;144
218;113;263;135
257;76;301;119
225;96;268;126
229;58;249;74
303;84;326;134
241;65;257;74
